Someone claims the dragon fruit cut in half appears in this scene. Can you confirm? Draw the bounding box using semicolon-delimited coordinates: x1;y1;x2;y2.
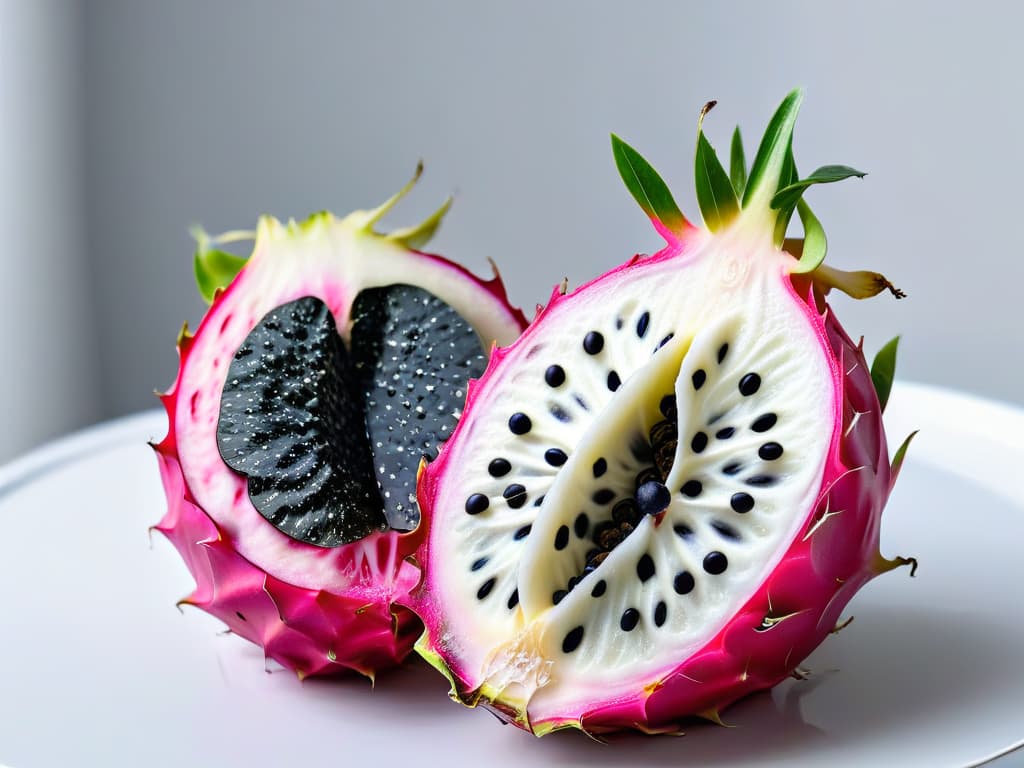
410;90;917;734
152;166;527;679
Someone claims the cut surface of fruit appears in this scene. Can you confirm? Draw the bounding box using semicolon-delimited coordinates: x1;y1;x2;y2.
411;92;914;733
152;169;527;678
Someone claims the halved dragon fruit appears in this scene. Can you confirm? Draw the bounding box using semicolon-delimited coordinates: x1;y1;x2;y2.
410;91;916;733
152;167;527;679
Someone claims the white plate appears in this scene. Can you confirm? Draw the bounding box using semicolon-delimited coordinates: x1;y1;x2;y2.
1;383;1022;768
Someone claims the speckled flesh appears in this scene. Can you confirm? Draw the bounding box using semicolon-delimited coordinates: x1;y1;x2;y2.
153;206;526;679
410;133;911;732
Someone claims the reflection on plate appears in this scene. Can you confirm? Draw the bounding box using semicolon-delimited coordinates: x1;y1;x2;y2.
0;384;1022;767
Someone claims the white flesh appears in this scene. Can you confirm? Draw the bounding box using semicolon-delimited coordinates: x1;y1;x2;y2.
428;226;834;718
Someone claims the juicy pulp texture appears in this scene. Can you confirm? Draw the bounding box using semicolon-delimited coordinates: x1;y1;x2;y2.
154;206;526;678
412;208;908;732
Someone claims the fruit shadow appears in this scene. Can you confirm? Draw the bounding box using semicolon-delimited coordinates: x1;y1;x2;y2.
293;602;1015;764
527;602;1018;765
296;653;462;716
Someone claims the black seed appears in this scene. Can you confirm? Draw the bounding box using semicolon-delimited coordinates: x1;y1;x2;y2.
759;442;784;461
509;412;532;434
615;317;623;329
553;589;567;605
606;370;622;392
752;413;777;432
681;480;703;498
673;571;695;595
730;492;755;513
635;466;661;489
612;498;640;525
503;484;528;509
562;625;585;653
739;373;762;396
598;524;622;549
545;448;568;466
465;493;489;515
507;589;519;609
747;474;777;487
692;369;706;390
654;601;668;627
533;495;545;507
723;462;743;476
659;394;677;419
620;608;640;632
574;512;589;538
545;364;566;388
592;457;607;478
471;557;488;571
712;520;741;540
690;431;708;453
574;394;590;411
593;488;615;505
235;611;246;621
583;331;605;355
591;579;607;597
715;427;735;440
649;420;677;446
477;578;496;600
488;458;511;478
554;525;570;550
717;343;729;364
658;333;675;349
654;445;676;480
636;311;651;338
673;523;694;539
550;404;572;423
514;524;532;540
636;553;656;582
703;551;729;575
637;481;671;515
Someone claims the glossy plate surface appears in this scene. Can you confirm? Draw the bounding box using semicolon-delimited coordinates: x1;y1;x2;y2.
0;383;1022;767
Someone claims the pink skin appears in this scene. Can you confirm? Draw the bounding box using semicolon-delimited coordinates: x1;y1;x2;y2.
412;224;905;734
152;329;422;678
152;239;527;679
153;437;420;677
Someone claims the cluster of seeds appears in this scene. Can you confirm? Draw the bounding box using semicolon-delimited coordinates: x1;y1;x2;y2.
568;393;681;588
462;316;794;663
554;344;793;654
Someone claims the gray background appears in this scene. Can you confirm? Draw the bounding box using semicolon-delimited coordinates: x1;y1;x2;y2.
4;0;1023;462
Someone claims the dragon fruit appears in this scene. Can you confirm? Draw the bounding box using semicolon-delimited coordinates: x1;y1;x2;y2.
409;90;917;734
152;166;527;679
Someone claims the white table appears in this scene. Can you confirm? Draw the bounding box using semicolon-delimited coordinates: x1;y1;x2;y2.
1;383;1022;767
